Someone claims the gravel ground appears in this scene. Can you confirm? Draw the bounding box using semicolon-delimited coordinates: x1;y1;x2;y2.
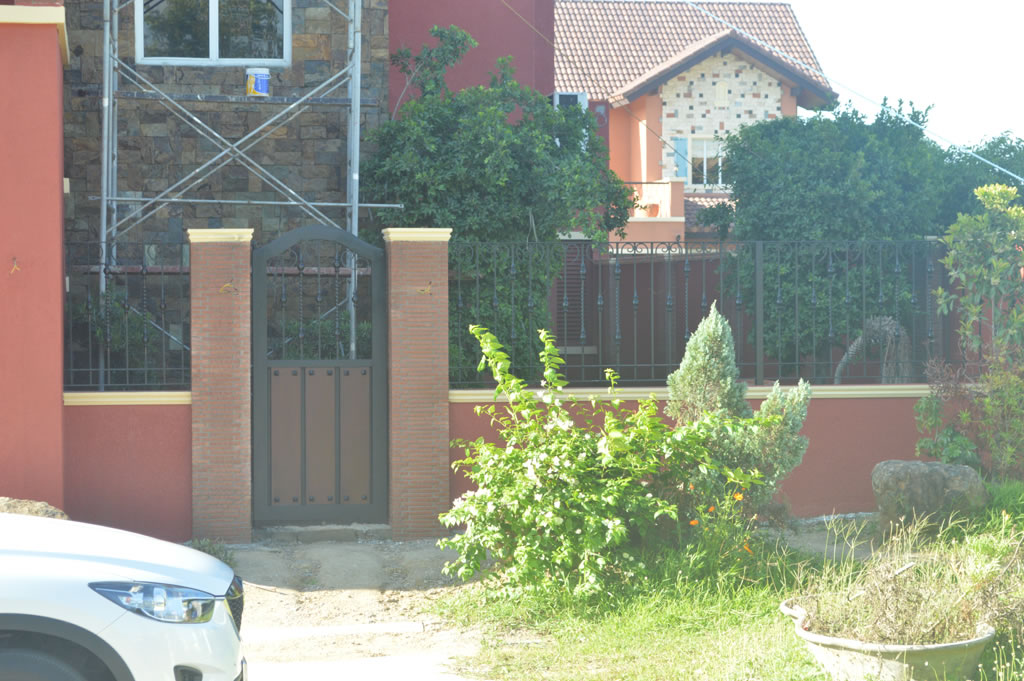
232;537;484;680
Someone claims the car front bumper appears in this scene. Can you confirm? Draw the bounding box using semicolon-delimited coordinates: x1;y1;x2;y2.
99;599;244;681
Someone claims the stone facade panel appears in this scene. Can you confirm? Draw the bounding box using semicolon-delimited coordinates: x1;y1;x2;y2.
64;0;388;245
660;52;785;178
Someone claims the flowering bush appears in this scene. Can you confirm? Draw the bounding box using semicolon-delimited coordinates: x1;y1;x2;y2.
439;325;762;595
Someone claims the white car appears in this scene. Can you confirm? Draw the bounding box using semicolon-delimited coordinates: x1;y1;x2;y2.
0;514;245;681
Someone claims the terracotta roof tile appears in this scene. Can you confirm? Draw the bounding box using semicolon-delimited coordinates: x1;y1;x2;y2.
555;1;832;102
684;193;732;225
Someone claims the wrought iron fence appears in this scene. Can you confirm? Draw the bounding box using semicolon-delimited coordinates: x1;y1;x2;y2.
64;241;191;390
449;239;951;388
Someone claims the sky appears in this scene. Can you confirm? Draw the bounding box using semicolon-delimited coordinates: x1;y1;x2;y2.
781;0;1022;149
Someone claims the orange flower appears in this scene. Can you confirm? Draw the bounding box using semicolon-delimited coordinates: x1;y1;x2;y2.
733;492;744;501
707;506;715;513
743;543;753;555
688;483;695;491
689;519;699;526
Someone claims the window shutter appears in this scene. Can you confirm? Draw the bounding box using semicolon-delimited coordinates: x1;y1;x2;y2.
672;138;688;179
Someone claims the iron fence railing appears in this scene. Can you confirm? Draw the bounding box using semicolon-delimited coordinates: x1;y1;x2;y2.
449;239;951;388
64;241;191;391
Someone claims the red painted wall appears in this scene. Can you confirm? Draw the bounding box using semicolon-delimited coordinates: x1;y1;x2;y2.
0;24;66;509
64;405;192;542
388;0;555;115
450;394;924;517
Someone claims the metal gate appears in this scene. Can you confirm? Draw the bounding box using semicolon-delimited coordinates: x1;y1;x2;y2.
253;224;387;526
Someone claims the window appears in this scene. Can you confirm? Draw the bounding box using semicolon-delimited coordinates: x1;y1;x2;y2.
552;92;588;110
674;137;724;188
136;0;291;65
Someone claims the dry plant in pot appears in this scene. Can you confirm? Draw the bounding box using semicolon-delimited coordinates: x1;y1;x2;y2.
781;518;1024;681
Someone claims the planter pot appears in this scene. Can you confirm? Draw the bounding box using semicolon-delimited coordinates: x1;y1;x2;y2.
780;599;995;681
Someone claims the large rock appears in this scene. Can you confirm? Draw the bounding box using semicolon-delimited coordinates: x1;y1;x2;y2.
872;460;988;530
0;497;68;520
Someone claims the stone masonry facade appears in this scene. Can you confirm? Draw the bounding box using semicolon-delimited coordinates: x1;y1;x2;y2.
659;52;783;178
64;0;389;245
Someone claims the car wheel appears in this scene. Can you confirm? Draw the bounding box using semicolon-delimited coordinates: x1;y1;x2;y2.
0;649;89;681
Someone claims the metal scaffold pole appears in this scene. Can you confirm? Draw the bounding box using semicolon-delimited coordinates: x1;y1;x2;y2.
346;0;361;358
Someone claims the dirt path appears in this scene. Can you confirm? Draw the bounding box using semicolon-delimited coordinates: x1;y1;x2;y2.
232;516;876;678
233;538;482;679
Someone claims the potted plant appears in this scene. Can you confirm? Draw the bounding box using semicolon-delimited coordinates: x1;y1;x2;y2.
781;519;1023;681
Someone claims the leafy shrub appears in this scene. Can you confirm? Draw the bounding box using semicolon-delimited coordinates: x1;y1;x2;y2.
914;391;979;468
977;366;1024;478
666;306;811;510
439;325;761;596
187;538;235;568
918;186;1024;478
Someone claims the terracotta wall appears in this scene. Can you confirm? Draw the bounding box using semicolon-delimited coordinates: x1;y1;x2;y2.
388;0;554;111
0;22;66;509
63;404;192;541
449;392;924;517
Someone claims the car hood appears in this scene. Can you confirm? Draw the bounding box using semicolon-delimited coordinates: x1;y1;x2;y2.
0;514;235;596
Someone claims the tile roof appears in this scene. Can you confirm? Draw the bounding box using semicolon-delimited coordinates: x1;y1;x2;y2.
684;193;732;226
555;1;832;103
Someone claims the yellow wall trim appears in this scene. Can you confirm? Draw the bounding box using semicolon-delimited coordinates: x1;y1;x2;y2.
0;5;69;65
64;391;192;406
188;228;254;243
382;227;453;243
449;384;930;403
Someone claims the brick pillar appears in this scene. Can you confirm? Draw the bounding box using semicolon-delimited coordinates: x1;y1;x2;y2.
188;229;253;543
384;228;452;540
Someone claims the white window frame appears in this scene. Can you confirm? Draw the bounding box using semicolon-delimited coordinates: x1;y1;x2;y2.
552;91;588;110
687;137;725;189
135;0;292;66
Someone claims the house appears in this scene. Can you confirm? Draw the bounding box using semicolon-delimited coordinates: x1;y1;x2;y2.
0;0;932;544
554;0;837;241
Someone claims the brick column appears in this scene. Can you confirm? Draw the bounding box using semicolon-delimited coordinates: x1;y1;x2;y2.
188;229;253;543
384;228;452;540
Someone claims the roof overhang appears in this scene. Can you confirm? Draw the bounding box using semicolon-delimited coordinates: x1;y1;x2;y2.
608;29;835;111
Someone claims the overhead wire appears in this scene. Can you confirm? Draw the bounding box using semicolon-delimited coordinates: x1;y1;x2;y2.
498;0;1024;186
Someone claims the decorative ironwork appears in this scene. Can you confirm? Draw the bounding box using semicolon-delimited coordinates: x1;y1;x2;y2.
64;240;191;390
448;239;951;387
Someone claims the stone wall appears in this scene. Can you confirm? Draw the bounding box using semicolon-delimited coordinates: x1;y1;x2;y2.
63;0;389;245
659;52;783;178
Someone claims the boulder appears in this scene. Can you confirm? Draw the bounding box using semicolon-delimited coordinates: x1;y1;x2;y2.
0;497;68;520
872;460;987;530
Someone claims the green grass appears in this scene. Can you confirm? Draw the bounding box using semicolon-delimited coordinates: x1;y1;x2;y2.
436;486;1024;681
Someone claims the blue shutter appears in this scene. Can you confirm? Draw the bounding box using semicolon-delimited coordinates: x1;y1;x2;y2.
672;138;688;179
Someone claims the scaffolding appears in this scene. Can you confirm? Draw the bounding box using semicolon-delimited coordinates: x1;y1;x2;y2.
98;0;386;244
90;0;393;387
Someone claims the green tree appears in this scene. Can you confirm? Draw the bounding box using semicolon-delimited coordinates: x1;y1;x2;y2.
704;103;944;377
942;135;1024;224
363;26;635;382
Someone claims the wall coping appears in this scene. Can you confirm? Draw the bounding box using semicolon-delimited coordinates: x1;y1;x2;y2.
64;392;192;406
187;228;254;243
449;384;930;403
382;228;453;243
0;5;68;65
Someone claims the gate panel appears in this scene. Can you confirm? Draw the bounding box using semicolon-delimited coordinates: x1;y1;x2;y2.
253;224;387;526
304;368;337;505
340;368;371;504
270;368;302;506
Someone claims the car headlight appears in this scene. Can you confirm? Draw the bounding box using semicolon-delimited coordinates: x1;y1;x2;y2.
90;582;216;623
